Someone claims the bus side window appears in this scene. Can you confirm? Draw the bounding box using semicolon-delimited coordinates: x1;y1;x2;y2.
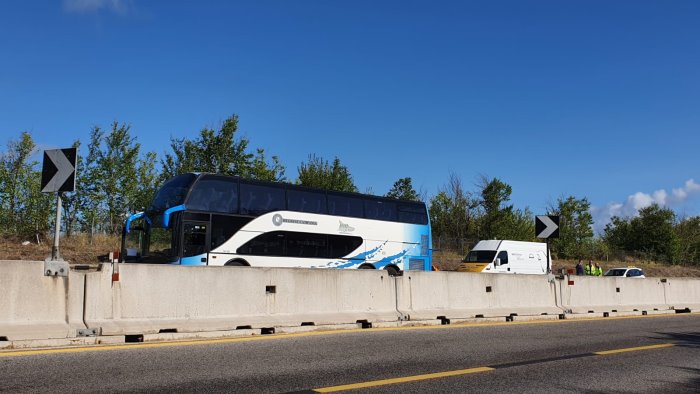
497;251;508;265
287;189;327;214
240;183;285;215
364;199;397;221
237;232;285;256
210;215;253;250
328;194;363;218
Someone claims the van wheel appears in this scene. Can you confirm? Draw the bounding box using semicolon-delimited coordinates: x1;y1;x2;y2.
225;259;249;267
358;264;375;270
384;265;401;277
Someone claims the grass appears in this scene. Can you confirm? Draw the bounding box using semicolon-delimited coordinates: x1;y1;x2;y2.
0;234;120;263
3;235;699;278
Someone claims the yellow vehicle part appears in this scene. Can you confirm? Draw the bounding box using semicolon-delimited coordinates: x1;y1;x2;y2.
456;262;489;272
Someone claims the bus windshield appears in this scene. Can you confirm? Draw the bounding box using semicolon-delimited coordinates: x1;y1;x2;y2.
149;173;197;213
145;225;177;264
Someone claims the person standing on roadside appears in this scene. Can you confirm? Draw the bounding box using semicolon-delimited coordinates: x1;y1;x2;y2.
576;260;585;276
594;262;603;276
585;260;594;275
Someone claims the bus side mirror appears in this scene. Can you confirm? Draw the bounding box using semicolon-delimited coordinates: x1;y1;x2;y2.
494;258;501;266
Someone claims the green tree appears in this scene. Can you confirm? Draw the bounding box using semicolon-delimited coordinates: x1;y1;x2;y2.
132;151;159;212
604;204;679;263
497;207;536;242
99;122;141;234
61;140;82;237
429;173;478;239
477;177;515;239
0;132;52;238
633;204;679;263
549;196;594;259
77;128;105;236
245;148;286;182
297;154;357;192
161;114;284;181
386;177;420;201
675;216;700;265
76;122;146;236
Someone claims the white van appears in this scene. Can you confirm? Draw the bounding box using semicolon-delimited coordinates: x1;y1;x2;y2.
456;240;550;274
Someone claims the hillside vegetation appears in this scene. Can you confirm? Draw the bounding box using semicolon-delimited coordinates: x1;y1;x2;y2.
2;114;699;270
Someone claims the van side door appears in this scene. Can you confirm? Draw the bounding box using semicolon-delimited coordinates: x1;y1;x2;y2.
495;250;509;272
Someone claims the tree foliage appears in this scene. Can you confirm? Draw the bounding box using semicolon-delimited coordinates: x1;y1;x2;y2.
297;154;357;192
549;196;594;259
161;114;285;181
604;204;680;263
0;132;52;238
386;177;420;201
478;177;514;239
429;173;478;239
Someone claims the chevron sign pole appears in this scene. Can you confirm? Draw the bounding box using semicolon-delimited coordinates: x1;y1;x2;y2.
41;148;77;269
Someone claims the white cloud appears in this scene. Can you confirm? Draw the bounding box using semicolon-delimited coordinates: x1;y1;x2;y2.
63;0;129;14
591;178;700;233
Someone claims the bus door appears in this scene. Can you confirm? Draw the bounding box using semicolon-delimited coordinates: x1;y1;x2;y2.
181;221;210;265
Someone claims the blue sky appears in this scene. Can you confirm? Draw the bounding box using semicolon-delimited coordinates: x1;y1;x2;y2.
1;0;699;231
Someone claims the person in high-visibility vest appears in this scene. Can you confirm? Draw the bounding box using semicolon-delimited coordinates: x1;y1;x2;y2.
585;260;594;275
594;263;603;276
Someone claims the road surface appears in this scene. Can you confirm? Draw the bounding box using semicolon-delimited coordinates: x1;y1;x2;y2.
1;314;698;393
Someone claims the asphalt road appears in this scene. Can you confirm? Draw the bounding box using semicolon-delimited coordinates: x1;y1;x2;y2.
1;314;699;393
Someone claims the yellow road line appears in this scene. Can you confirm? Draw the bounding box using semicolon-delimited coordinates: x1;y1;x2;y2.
594;343;675;355
313;367;495;392
1;312;696;358
311;343;676;392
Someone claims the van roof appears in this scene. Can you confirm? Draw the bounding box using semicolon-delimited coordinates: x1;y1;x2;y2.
471;240;546;251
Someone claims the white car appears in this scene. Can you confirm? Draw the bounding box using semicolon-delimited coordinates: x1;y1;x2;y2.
604;267;646;278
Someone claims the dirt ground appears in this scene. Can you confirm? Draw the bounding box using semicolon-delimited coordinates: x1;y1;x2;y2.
432;250;700;278
0;234;120;264
2;235;699;278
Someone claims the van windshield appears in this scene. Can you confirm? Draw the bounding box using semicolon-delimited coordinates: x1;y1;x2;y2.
464;250;497;263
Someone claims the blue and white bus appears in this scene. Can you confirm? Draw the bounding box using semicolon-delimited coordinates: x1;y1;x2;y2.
121;173;433;275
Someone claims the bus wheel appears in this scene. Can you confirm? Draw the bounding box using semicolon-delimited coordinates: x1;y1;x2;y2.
384;265;401;277
358;264;375;270
225;259;249;267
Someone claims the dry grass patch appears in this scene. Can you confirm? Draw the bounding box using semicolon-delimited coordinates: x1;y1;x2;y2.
0;234;120;264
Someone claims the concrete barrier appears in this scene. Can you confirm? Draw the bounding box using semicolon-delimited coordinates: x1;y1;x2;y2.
664;278;700;311
83;263;400;336
396;271;563;321
0;260;86;341
559;276;670;314
4;259;700;343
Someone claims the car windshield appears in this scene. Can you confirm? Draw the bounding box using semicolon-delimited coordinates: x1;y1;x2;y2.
604;269;627;277
463;250;497;263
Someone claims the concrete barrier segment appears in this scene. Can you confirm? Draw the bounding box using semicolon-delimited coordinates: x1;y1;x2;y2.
0;260;87;341
395;271;563;321
663;278;700;311
83;263;401;336
558;276;671;314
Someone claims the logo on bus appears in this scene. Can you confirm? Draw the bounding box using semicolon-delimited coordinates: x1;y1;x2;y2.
339;221;355;234
272;214;318;227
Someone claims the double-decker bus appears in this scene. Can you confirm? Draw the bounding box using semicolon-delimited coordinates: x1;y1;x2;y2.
121;173;432;275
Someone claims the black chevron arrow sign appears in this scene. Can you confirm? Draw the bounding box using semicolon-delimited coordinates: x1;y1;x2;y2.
41;148;77;193
535;215;559;239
